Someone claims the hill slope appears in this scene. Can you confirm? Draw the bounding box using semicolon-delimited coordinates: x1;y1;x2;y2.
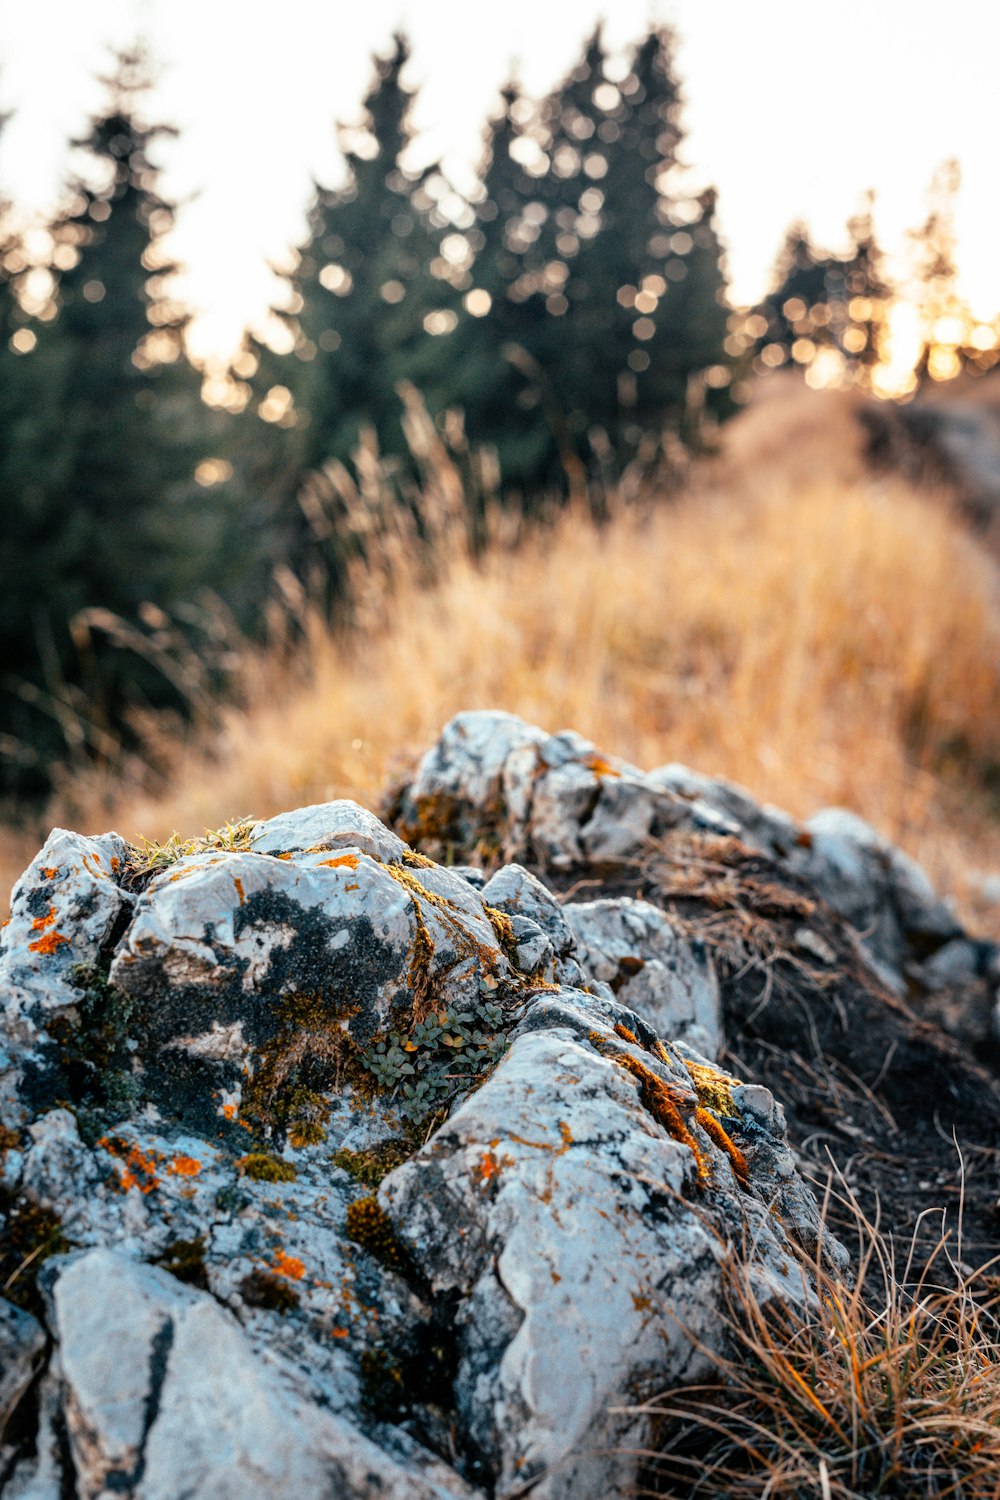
4;377;1000;935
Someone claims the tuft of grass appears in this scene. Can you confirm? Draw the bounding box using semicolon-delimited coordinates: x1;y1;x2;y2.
120;816;256;890
636;1181;1000;1498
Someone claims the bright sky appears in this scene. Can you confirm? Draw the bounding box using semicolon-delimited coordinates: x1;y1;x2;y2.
0;0;996;361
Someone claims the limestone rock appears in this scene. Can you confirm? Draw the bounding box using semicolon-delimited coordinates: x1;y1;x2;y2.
34;1249;479;1500
383;986;833;1500
564;896;721;1056
0;763;874;1500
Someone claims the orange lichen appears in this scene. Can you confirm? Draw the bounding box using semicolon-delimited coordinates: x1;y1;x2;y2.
478;1152;499;1181
31;905;57;931
99;1136;161;1195
619;1037;750;1190
29;930;71;955
614;1050;710;1182
695;1106;750;1188
272;1249;306;1281
330;1326;349;1338
585;754;621;778
614;1022;640;1046
233;876;246;906
168;1155;202;1178
477;1148;513;1184
40;867;59;879
110;856;120;872
317;853;360;870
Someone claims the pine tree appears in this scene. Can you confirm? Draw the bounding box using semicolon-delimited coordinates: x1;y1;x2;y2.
444;81;567;492
909;160;967;384
0;48;219;788
245;33;461;587
841;195;891;377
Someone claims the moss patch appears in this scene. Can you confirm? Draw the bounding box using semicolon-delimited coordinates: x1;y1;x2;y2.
0;1198;70;1317
154;1235;209;1289
331;1138;412;1187
235;1152;298;1183
345;1194;409;1273
239;1268;300;1314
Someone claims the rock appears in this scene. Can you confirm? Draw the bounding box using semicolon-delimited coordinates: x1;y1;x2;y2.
790;808;960;978
33;1249;479;1500
0;829;134;1123
481;864;576;957
564;897;721;1056
250;798;408;864
0;1298;45;1440
105;840;507;1135
12;737;956;1500
391;713;969;993
383;987;835;1500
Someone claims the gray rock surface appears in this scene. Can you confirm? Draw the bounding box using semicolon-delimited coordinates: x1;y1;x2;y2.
564;896;721;1056
395;710;966;992
16;720;978;1499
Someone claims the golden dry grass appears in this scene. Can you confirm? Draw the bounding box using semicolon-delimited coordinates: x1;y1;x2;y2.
3;376;1000;936
638;1181;1000;1498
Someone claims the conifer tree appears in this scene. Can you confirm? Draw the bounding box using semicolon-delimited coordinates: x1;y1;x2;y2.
1;48;217;787
245;34;462;588
445;82;566;491
841;195;891;376
253;35;456;470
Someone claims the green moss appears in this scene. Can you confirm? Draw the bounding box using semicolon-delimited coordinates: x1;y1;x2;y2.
331;1138;412;1187
345;1194;409;1273
239;1268;300;1314
240;992;361;1148
154;1235;208;1288
360;1346;405;1417
235;1152;298;1183
0;1198;70;1317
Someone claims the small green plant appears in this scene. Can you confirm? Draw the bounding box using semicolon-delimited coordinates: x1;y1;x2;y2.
331;1138;412;1187
122;817;256;890
359;999;508;1122
235;1152;297;1183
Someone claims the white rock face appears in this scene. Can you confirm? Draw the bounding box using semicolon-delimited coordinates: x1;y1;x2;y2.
0;829;135;1125
0;761;882;1500
395;710;964;991
250;798;408;864
564;896;722;1056
27;1250;480;1500
383;988;828;1500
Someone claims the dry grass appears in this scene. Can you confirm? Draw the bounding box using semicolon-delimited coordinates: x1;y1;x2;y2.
636;1181;1000;1498
3;375;1000;936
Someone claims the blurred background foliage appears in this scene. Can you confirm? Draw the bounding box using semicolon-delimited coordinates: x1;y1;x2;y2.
0;28;997;801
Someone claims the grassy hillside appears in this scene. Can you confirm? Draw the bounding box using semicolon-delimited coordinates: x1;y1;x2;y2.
4;376;1000;935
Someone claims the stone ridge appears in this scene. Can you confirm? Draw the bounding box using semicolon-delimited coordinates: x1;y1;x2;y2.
0;709;986;1499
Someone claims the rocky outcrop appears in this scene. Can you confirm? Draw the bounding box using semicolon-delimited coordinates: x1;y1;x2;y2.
1;710;995;1498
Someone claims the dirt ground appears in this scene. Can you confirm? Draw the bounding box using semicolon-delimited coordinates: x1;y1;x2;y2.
542;833;1000;1275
